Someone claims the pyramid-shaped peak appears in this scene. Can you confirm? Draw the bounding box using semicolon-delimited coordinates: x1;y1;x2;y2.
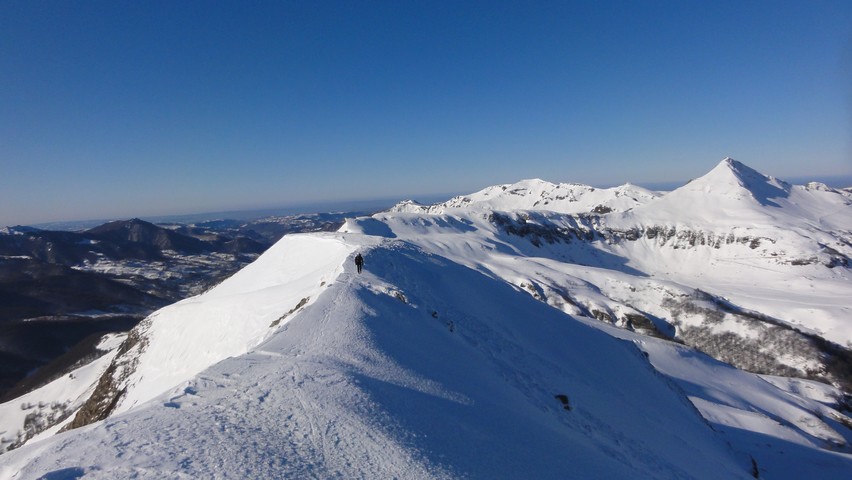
680;158;790;207
720;156;748;173
713;157;764;179
694;157;769;187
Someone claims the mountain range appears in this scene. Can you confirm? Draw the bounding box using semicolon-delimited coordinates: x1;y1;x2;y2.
0;158;850;479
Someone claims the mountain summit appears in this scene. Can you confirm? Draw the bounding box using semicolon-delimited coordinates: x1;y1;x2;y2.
617;157;849;229
680;157;791;207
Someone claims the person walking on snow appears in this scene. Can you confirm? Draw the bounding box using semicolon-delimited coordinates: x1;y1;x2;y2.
354;253;364;274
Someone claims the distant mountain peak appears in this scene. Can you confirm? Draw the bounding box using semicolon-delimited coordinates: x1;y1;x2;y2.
87;218;157;233
710;156;763;180
85;218;207;254
391;178;659;215
679;157;790;207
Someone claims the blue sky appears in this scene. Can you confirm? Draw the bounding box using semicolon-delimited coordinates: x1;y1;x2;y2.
1;1;851;226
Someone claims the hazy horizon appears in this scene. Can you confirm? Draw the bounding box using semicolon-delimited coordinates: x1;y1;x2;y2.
2;1;850;227
9;170;851;230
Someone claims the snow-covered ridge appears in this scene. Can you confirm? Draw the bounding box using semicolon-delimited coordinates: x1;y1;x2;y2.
394;158;851;234
26;233;360;435
684;157;792;198
373;158;852;374
3;223;850;478
391;178;660;215
362;201;852;382
105;234;358;416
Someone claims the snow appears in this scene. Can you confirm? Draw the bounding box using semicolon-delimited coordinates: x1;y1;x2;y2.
0;334;125;455
599;158;852;345
612;158;851;231
113;234;358;414
1;158;850;478
0;236;754;479
391;178;660;215
378;185;852;345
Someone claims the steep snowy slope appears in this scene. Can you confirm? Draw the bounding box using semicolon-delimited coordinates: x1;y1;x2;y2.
81;234;358;421
617;158;851;228
1;233;762;479
390;159;852;349
359;200;852;390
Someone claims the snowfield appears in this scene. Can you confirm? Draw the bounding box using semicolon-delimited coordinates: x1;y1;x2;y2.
1;159;850;479
113;234;358;415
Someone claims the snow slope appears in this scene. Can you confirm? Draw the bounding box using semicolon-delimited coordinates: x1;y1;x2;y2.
2;228;850;478
602;158;852;346
1;234;756;479
1;158;850;478
114;233;358;414
0;335;125;453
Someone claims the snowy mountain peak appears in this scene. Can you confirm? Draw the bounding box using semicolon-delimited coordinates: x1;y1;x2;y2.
390;178;660;215
617;158;802;227
683;157;791;203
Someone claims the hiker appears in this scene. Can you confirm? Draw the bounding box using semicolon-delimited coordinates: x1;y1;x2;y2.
354;253;364;273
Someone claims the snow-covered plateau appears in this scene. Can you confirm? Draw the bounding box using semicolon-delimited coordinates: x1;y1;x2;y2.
0;158;850;479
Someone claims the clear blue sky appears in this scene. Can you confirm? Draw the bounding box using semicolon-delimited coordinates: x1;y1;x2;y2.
1;0;851;226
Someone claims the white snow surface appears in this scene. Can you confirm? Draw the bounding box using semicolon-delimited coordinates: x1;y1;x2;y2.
115;234;357;414
610;158;852;230
1;158;851;479
603;158;852;345
391;178;660;215
1;233;754;479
